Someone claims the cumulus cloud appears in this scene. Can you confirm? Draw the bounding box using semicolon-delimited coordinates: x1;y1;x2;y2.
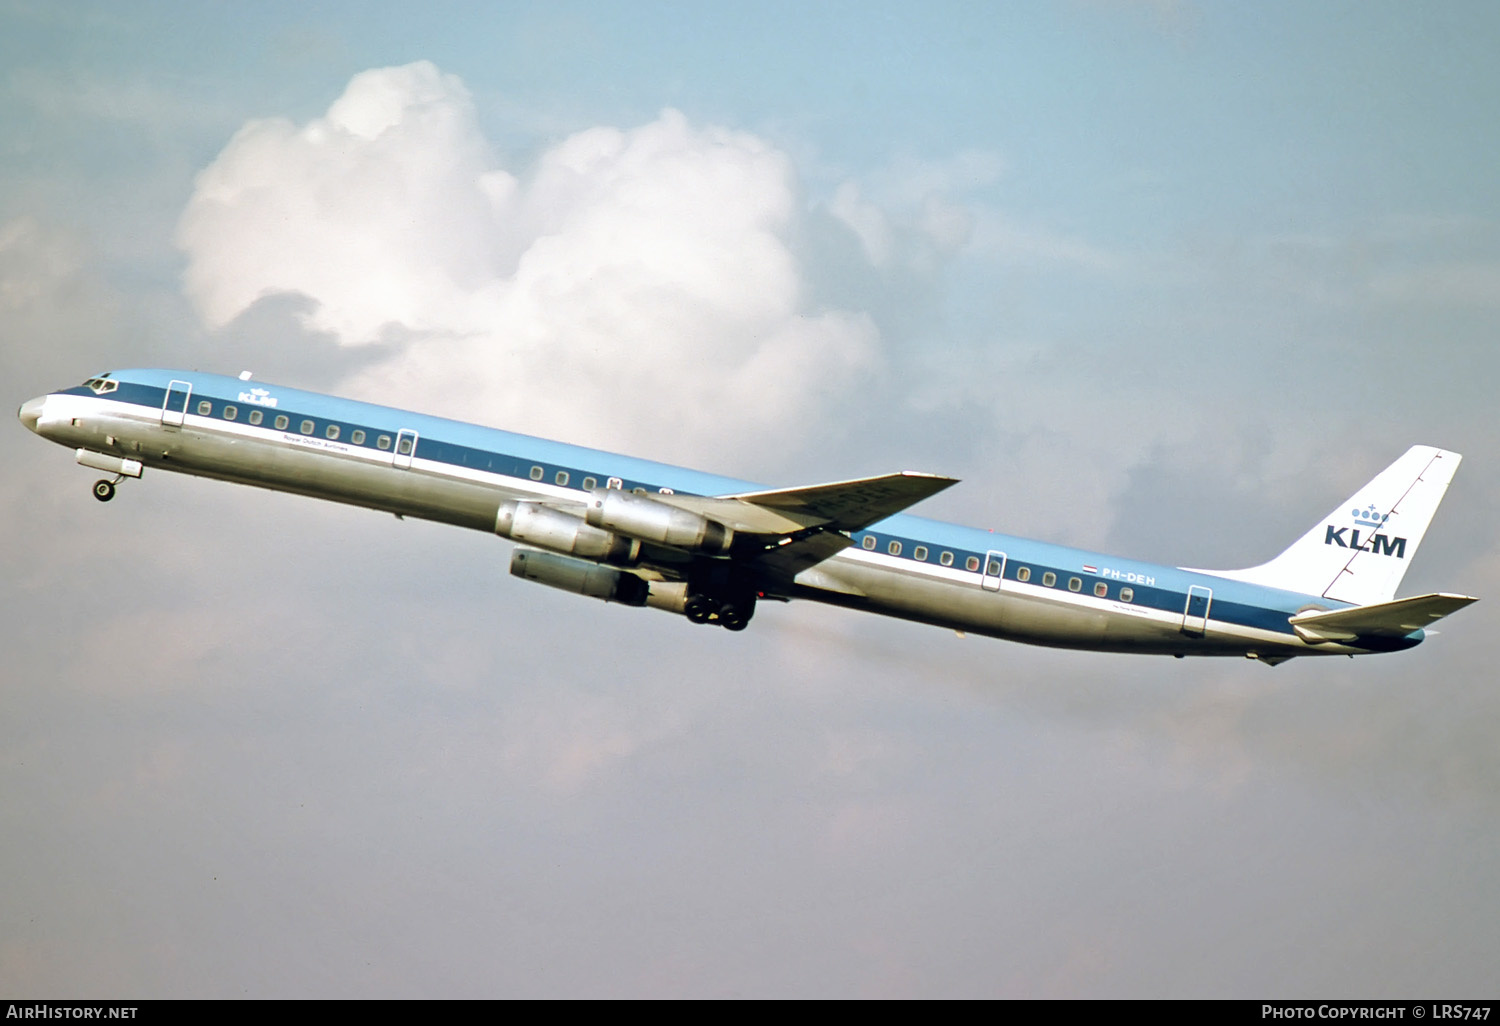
177;62;879;469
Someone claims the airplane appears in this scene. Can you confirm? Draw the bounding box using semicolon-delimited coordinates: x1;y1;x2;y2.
17;368;1477;665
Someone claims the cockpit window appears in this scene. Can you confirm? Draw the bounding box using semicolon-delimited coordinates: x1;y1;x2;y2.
82;377;118;395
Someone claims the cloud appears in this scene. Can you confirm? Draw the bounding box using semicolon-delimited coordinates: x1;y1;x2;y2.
177;62;878;471
824;151;1003;271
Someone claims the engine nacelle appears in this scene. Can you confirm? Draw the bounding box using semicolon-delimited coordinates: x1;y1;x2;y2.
645;580;690;615
584;489;734;556
510;549;649;606
495;500;640;565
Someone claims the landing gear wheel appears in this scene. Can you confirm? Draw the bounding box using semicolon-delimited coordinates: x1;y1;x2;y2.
718;604;750;631
684;594;718;624
92;479;116;502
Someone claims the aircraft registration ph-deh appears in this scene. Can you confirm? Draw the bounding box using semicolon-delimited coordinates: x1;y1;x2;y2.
19;369;1477;665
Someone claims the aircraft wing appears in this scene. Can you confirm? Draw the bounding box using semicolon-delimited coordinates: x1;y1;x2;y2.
1289;592;1479;643
637;471;956;586
721;471;959;532
647;471;959;536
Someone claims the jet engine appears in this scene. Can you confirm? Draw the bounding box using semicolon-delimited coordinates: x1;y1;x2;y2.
495;500;640;565
584;489;734;555
509;549;650;606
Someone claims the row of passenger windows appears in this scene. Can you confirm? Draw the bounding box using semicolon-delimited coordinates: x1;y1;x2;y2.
204;397;641;489
858;533;1135;602
527;465;670;495
207;402;415;453
531;465;606;490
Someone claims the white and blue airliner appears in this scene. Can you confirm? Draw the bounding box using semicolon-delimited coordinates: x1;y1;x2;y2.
19;369;1476;665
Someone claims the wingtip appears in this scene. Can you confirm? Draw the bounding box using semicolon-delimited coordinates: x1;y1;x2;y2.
898;470;961;487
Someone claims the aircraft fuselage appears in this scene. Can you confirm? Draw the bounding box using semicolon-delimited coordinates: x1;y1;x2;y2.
21;369;1462;664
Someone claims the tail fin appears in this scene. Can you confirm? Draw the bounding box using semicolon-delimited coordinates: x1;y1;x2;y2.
1208;446;1462;605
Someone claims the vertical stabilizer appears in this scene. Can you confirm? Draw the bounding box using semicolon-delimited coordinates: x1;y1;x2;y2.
1206;446;1461;605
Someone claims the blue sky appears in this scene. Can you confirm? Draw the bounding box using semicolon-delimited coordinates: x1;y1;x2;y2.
3;0;1499;998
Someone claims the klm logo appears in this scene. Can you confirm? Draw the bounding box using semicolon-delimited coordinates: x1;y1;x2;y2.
1325;505;1406;558
238;387;278;408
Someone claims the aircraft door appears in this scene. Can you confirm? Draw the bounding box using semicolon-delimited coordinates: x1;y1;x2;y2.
982;550;1007;592
1182;585;1212;636
393;428;419;470
162;380;192;428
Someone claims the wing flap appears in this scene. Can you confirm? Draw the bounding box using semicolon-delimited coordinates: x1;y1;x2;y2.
747;529;857;585
1289;593;1478;642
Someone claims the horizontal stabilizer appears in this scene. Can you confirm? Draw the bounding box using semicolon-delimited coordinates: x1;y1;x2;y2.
1289;593;1478;643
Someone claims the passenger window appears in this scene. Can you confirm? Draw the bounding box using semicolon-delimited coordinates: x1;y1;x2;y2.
966;556;980;572
377;435;391;450
862;535;876;550
1068;577;1082;592
197;400;212;416
351;429;365;445
940;551;953;567
1094;582;1108;597
300;419;314;435
1042;572;1057;587
530;466;544;481
986;557;1003;575
397;437;413;456
555;471;569;486
1120;587;1134;603
914;546;928;561
608;478;622;490
249;409;263;426
325;425;340;440
1017;567;1030;583
274;415;289;430
582;477;597;490
223;406;237;421
888;540;902;556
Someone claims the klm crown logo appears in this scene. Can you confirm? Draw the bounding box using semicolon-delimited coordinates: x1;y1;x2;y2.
1326;504;1405;558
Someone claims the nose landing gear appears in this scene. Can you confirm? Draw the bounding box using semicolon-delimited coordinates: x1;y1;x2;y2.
76;450;142;502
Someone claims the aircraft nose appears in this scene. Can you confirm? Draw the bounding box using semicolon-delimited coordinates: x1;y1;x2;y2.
18;396;45;433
